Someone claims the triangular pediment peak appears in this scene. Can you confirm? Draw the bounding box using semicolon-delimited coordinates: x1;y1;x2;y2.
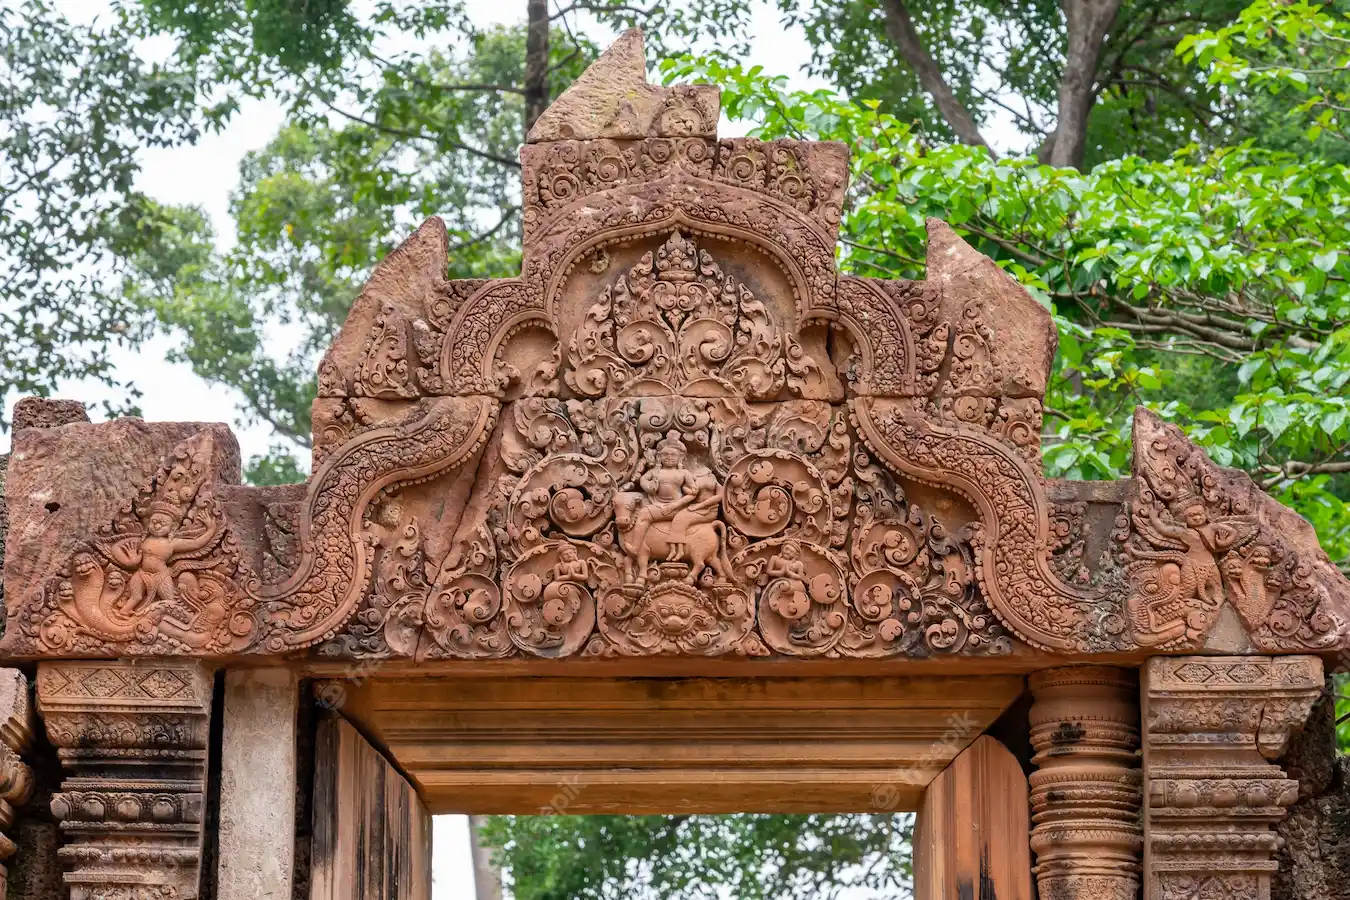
1118;406;1350;653
526;28;720;145
315;215;462;403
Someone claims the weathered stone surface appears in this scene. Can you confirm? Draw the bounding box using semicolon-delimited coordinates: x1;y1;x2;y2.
36;660;215;900
0;670;34;899
0;398;87;633
313;216;475;406
926;217;1058;400
526;28;718;144
1143;656;1325;900
2;420;244;656
4;701;63;900
0;455;7;636
1271;677;1350;900
218;669;297;900
5;816;61;900
0;29;1347;664
1028;666;1142;900
11;398;89;432
1120;408;1350;653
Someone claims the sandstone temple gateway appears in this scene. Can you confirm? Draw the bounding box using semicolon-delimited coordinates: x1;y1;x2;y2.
1;30;1348;900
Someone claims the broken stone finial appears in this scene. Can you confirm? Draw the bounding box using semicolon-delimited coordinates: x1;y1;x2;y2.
526;28;720;144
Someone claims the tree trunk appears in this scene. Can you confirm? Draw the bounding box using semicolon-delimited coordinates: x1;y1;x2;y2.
523;0;550;134
468;815;504;900
1047;0;1124;168
879;0;991;152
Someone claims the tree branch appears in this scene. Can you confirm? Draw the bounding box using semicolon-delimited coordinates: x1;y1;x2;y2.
312;94;521;169
449;208;520;255
1048;0;1125;168
364;53;526;95
550;1;660;19
1261;460;1350;476
525;0;550;133
878;0;992;153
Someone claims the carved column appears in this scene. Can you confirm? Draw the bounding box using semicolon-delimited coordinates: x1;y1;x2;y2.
1028;666;1143;900
1142;656;1322;900
0;670;35;898
36;660;214;900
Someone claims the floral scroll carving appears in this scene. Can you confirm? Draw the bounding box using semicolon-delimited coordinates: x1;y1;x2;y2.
565;231;819;400
851;397;1121;654
3;26;1349;664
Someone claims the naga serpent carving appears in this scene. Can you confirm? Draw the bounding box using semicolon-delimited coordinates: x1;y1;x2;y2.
852;397;1119;654
257;397;497;650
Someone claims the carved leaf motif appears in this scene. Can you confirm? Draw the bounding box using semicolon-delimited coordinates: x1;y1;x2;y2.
354;302;418;399
565;231;819;401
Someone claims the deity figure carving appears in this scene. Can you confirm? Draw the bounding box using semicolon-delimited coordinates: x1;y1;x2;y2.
541;545;590;624
111;499;222;615
614;435;730;586
1117;408;1347;651
1125;485;1257;647
763;542;813;620
29;429;255;655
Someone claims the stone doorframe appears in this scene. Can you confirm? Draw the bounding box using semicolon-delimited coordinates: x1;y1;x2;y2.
0;655;1326;899
2;25;1348;900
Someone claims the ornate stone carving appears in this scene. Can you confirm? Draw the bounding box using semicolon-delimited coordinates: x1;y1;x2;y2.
1143;656;1323;900
1119;409;1349;652
305;384;1011;659
1049;500;1092;586
352;301;418;399
0;670;34;895
522;137;717;241
525;28;719;145
8;428;254;656
565;230;819;400
853;396;1123;653
1028;666;1142;900
36;661;214;900
1;29;1348;663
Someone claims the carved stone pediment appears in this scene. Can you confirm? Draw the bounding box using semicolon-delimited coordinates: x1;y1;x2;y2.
2;30;1348;664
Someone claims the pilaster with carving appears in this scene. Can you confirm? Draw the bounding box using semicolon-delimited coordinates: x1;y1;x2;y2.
0;670;35;897
36;660;214;900
1028;666;1143;900
1143;655;1323;900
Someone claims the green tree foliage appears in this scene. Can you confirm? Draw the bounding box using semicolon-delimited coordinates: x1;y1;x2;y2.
1180;0;1350;157
0;0;202;417
479;814;911;900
